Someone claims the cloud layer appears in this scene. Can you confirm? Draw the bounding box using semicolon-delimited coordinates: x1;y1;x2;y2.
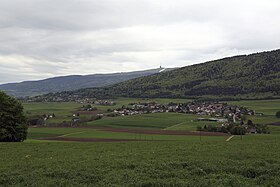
0;0;280;84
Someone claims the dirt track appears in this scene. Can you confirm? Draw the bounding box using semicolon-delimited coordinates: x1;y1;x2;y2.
39;137;150;142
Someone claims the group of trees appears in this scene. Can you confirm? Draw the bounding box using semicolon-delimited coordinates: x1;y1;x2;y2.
82;104;97;111
197;119;270;135
197;124;247;135
0;92;27;142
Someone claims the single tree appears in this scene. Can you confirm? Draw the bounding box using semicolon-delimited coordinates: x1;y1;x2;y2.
276;111;280;118
0;92;28;142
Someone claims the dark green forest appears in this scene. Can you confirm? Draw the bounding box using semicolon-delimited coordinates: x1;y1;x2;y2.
36;50;280;101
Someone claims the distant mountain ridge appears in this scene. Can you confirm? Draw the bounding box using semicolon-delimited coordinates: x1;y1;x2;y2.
38;49;280;101
0;68;174;97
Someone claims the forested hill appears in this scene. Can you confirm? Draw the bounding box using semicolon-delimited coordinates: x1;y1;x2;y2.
35;49;280;101
0;68;173;97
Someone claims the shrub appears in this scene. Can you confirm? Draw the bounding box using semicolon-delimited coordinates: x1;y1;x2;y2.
230;126;246;135
217;126;228;133
107;113;118;117
255;124;270;134
207;125;217;132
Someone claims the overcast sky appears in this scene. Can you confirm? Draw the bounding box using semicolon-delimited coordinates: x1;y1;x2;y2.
0;0;280;84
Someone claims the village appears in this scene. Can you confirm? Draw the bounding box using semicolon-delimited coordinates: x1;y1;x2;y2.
32;101;257;124
113;101;255;121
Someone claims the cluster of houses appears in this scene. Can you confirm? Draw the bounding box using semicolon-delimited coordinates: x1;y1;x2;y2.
25;93;116;106
27;113;55;126
196;118;228;123
42;113;56;120
77;99;116;106
187;102;255;122
113;102;185;116
113;102;255;121
25;94;116;106
93;100;115;106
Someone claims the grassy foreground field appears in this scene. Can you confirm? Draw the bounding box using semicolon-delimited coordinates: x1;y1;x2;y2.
0;98;279;186
1;135;280;186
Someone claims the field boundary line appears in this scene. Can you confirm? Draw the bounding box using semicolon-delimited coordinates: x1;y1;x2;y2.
226;135;234;142
164;122;185;130
58;131;85;137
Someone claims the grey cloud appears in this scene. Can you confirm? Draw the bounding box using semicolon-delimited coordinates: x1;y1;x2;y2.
0;0;280;84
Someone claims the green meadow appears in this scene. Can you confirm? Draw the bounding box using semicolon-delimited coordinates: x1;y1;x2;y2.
87;113;211;130
0;98;279;186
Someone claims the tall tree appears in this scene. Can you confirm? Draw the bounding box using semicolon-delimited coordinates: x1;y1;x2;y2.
0;92;28;142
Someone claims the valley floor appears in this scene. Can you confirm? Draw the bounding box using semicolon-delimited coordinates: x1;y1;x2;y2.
1;98;280;186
